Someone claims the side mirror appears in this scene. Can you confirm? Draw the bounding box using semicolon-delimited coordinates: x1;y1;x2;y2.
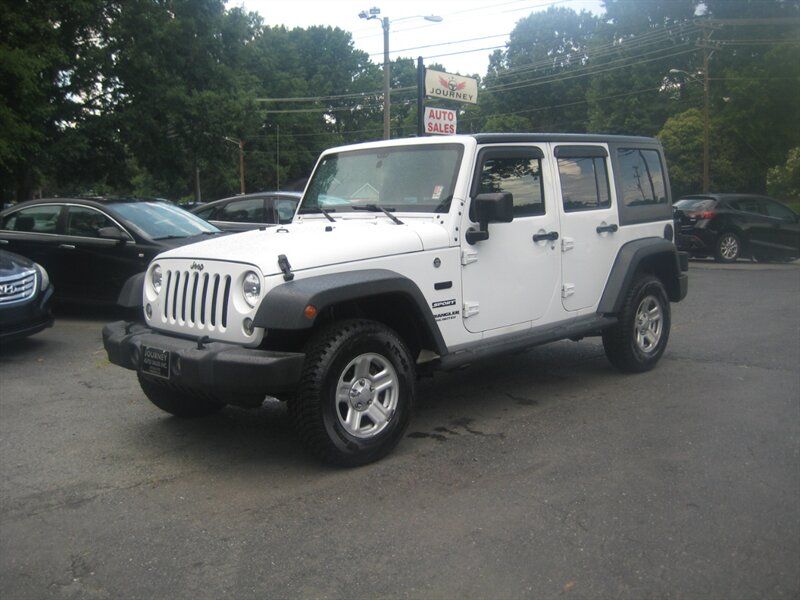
97;226;127;242
465;192;514;244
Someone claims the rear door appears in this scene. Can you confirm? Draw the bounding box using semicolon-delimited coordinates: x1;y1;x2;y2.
554;145;618;311
0;204;65;285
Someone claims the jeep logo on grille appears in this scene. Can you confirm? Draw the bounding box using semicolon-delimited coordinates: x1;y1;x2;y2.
190;262;204;271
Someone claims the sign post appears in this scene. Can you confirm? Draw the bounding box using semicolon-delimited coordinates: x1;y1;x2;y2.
417;56;425;137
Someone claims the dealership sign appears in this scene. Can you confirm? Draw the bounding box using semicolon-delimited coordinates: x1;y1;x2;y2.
425;69;478;104
424;107;457;135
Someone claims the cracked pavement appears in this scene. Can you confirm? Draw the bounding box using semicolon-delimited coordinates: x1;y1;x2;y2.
1;261;798;599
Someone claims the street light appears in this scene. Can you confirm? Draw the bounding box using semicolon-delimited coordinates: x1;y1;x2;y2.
359;8;443;139
669;66;711;193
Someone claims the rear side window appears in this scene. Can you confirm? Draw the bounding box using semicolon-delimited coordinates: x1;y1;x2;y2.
617;148;667;207
675;198;717;212
478;154;545;217
193;205;216;220
1;205;62;233
218;198;265;223
273;198;297;224
557;156;611;212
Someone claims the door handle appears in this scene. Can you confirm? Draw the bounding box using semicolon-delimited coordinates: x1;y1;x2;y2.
0;239;8;245
59;243;76;250
596;223;619;234
532;231;559;242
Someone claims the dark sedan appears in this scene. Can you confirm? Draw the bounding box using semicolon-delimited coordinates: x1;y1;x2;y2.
674;194;799;262
191;192;301;231
0;198;222;305
0;249;54;342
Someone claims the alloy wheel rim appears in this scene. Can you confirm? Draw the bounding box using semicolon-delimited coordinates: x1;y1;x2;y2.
720;235;739;260
335;353;399;439
634;295;663;353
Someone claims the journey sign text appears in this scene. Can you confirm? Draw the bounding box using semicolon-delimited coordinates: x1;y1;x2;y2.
425;69;478;105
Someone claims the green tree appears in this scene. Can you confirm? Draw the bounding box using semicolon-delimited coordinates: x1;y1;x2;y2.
767;148;800;203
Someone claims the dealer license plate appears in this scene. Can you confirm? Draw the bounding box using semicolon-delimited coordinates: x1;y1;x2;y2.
141;346;171;380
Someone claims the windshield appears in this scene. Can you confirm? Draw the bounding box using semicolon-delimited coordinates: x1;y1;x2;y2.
109;202;219;239
300;144;464;214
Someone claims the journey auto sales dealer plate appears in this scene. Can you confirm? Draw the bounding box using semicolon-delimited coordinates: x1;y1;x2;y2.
141;346;171;379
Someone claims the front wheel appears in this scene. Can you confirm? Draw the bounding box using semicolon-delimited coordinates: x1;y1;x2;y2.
715;232;741;263
289;319;415;467
602;275;671;373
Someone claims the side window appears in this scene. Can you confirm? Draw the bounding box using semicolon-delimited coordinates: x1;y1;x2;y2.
761;199;796;221
617;148;667;207
273;199;297;224
65;206;116;238
730;198;761;214
557;156;610;212
193;206;216;220
478;153;545;217
217;198;265;223
1;205;62;233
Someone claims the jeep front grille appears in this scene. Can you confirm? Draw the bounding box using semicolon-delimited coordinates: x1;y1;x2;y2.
162;269;232;330
0;270;37;305
145;259;263;346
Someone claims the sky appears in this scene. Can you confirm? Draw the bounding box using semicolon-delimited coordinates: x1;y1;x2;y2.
234;0;604;76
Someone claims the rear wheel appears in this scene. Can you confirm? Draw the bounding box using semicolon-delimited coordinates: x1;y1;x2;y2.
715;232;741;262
289;319;415;467
602;274;671;373
137;374;225;417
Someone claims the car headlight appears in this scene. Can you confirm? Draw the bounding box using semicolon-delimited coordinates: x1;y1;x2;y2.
242;271;261;307
151;264;162;294
34;263;49;290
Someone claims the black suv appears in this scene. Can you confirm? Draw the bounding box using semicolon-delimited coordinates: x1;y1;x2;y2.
674;194;799;262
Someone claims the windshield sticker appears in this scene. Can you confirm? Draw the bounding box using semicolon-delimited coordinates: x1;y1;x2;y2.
432;185;444;201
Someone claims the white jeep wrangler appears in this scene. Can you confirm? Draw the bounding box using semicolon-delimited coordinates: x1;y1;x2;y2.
104;134;688;466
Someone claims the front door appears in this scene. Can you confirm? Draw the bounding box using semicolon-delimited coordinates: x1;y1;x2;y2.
555;145;619;312
461;145;561;333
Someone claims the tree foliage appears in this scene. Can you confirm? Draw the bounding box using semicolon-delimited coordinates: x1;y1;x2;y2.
1;0;798;203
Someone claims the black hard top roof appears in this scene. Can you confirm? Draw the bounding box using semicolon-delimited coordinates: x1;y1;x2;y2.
471;133;659;145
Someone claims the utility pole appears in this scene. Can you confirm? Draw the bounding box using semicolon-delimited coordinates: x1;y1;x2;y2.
382;17;390;140
223;136;245;194
417;56;425;137
276;123;280;190
702;25;710;194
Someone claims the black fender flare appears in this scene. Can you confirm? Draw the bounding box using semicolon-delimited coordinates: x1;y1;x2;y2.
254;269;448;356
598;238;687;315
117;272;145;308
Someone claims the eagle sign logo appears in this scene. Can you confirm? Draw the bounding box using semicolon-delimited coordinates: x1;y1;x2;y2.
439;75;466;93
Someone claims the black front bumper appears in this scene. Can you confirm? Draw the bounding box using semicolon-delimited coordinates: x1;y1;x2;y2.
103;321;305;396
0;286;54;342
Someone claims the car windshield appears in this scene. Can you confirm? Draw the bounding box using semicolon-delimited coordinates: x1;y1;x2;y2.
300;144;464;214
674;198;717;211
109;202;219;239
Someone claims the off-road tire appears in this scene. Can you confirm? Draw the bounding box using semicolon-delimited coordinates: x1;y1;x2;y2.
137;373;225;417
715;231;741;263
602;274;671;373
289;319;415;467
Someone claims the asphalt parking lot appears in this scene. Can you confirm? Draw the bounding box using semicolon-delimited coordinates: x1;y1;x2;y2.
1;260;798;599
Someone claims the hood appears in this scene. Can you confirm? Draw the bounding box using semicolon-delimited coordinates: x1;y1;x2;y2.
155;218;450;276
0;250;35;277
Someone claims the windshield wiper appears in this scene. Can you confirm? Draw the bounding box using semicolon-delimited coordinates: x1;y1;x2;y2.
352;204;404;225
153;234;187;240
298;207;337;222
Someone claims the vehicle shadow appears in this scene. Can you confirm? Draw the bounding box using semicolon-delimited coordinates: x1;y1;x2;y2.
120;340;614;471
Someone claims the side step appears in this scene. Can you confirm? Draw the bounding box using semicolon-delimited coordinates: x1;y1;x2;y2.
438;314;617;371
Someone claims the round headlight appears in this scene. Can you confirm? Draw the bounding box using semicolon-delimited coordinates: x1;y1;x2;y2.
243;271;261;307
34;263;49;290
151;264;162;293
